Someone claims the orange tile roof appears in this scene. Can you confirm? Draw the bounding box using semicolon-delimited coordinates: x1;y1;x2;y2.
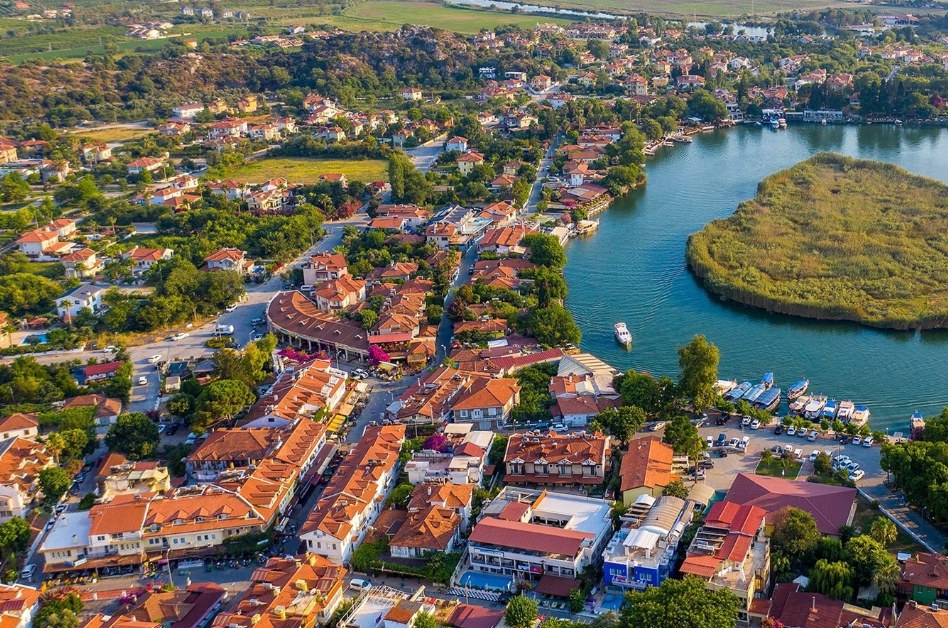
618;436;674;492
505;432;608;466
0;437;53;498
0;414;37;433
408;483;473;512
450;376;519;411
389;505;459;551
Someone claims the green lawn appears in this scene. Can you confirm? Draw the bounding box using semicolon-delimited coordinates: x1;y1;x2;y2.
22;261;65;280
69;127;156;143
756;457;802;479
851;498;926;555
331;1;574;33
227;158;389;184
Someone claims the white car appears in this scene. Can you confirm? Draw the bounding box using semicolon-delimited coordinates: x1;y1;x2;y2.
849;469;866;481
787;426;796;436
741;417;751;426
225;305;237;313
148;354;162;363
137;376;148;386
103;345;118;353
863;436;874;447
171;333;189;341
809;450;820;462
807;431;818;442
750;419;761;430
852;435;862;445
798;428;808;438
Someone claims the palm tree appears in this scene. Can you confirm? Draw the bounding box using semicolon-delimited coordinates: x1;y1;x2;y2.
779;456;795;477
874;556;901;593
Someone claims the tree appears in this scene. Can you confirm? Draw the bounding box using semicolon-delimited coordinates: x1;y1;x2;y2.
813;452;832;475
522;233;566;269
0;517;31;554
568;588;586;613
524;303;581;347
193;379;255;433
414;613;438;628
873;553;901;593
622;576;740;628
617;369;662;415
662;479;689;499
869;517;896;546
39;467;71;505
808;559;854;601
167;393;196;418
387;482;413;508
0;172;30;203
771;508;821;563
844;534;889;588
687;89;729;121
34;593;82;628
504;596;538;628
590;406;646;444
105;412;161;460
677;335;719;412
663;415;704;460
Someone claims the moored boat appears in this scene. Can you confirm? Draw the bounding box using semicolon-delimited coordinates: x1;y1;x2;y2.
778;118;787;128
743;384;765;403
761;372;774;389
715;380;738;396
822;399;838;420
851;405;870;426
725;381;752;402
837;401;854;422
754;387;781;412
804;395;827;420
787;379;809;400
614;322;632;347
789;395;810;415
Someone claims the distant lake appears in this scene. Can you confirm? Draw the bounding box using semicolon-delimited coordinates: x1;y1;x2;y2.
564;123;948;433
445;0;619;20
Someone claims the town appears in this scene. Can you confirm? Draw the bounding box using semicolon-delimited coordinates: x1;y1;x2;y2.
1;4;948;628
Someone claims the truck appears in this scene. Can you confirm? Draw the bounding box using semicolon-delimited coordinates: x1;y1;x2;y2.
215;324;234;334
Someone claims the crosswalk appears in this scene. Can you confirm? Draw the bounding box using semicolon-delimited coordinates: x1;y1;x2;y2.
446;587;501;602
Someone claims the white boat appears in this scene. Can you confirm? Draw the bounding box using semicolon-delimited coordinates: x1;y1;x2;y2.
778;118;787;128
851;405;870;426
837;401;854;422
789;395;810;415
804;395;827;420
614;322;632;347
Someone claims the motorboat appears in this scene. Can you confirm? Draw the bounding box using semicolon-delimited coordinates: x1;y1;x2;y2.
804;395;827;420
787;379;809;400
837;401;854;422
761;372;774;389
851;405;870;426
614;322;632;347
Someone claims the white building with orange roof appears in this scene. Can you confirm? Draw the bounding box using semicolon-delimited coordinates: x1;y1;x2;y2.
314;274;366;312
243;359;349;427
0;437;53;521
300;424;405;563
122;246;173;275
15;230;58;257
0;584;40;628
0;414;38;441
203;247;253;274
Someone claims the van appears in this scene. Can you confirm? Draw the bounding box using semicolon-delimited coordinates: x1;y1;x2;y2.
863;436;874;447
349;578;372;592
300;285;314;294
793;448;803;460
706;436;714;448
215;324;234;334
19;564;35;582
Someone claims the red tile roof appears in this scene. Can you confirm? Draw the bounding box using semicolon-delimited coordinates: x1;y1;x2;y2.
533;575;582;598
619;436;674;492
468;518;593;557
448;605;503;628
724;473;856;535
766;583;890;628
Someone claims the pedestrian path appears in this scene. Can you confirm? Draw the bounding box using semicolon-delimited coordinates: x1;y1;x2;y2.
446;587;501;602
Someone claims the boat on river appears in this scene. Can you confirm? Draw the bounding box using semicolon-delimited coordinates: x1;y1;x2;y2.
614;322;632;347
822;399;838;420
715;380;738;395
725;381;752;402
743;384;766;403
761;372;774;389
851;405;870;426
787;379;809;400
789;395;810;415
804;395;827;420
837;401;854;422
754;387;781;412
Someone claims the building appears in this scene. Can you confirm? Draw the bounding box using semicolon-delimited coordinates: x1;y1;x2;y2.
602;495;692;590
900;552;948;605
314;275;366;312
15;230;58;256
55;284;103;319
0;437;53;521
242;360;348;426
123;246;173;275
86;583;226;628
0;414;38;441
96;457;171;501
457;152;485;175
74;361;123;385
203;248;252;274
300;425;405;563
679;501;770;623
303;253;348;285
450;377;520;429
267;291;371;362
724;473;856;536
0;583;41;628
173;103;205;119
61;248;103;279
213;554;347;628
404;424;492;486
618;436;675;504
126;157;165;175
390;502;462;559
448;605;504;628
62;394;122;426
466;487;612;585
399;88;423;101
763;582;890;628
503;432;609;487
446;137;469;152
895;602;948;628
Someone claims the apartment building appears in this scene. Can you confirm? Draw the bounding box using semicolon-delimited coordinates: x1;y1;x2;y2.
503;431;610;487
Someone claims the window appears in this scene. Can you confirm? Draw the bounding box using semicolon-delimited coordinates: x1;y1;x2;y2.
460;410;468;418
97;536;105;542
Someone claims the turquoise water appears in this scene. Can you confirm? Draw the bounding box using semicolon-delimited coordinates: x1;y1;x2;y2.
564;124;948;433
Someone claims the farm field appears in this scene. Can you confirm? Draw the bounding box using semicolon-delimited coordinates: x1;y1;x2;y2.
324;1;574;33
227;158;390;184
69;126;156;143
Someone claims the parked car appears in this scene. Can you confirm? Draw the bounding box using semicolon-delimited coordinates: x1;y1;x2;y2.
809;450;820;462
863;436;874;447
807;431;818;442
717;448;729;458
787;426;796;436
849;469;866;481
698;460;714;470
852;435;862;445
137;376;148;386
798;427;808;438
166;424;179;436
171;332;189;341
550;423;568;433
741;417;751;427
225;305;237;313
349;578;372;592
715;433;727;447
727;438;739;449
774;425;784;435
751;419;761;430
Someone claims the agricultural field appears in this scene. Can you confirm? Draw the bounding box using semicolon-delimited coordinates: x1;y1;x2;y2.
226;158;389;184
328;1;574;33
69;126;156;143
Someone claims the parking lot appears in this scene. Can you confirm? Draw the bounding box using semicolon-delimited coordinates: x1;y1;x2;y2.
690;419;884;491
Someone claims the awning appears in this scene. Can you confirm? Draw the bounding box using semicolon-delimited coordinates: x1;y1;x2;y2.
327;415;345;433
533;575;581;598
44;552;144;573
312;444;338;476
336;402;354;418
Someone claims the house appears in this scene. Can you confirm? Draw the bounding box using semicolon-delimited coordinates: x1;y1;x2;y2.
425;222;459;249
676;74;706;89
383;600;437;628
303;252;348;285
74;361;123;385
457;152;485;175
96;457;171;501
723;473;856;536
763;582;890;628
122;246;173;275
531;75;552;91
450;377;520;429
320;173;348;186
448;605;504;628
404;425;493;486
389;503;462;558
504;432;609;486
602;495;692;590
300;425;405;564
408;481;474;529
618;436;675;504
61;248;102;279
446;137;469;152
203;248;252;274
314;274;366;312
467;487;612;584
0;139;18;163
246;188;288;213
15;230;58;256
172;103;204;119
158;121;191;136
551;395;619;427
895;602;948;628
399;88;423;101
214;555;347;628
42;219;78;239
238;95;257;113
317;126;346;142
0;583;40;628
0;437;54;521
900;552;948;605
626;74;649;96
63;394;122;425
126;157;164;175
680;501;771;623
55;284;103;319
85;583;226;628
242;361;348;426
0;414;38;441
81;143;112;163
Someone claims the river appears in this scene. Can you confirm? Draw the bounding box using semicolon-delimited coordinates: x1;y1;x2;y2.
563;123;948;433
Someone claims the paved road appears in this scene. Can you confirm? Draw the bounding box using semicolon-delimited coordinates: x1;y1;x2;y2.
434;245;478;364
406;141;444;173
524;134;560;213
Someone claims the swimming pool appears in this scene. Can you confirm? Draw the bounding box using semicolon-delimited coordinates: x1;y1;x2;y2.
458;571;512;591
599;593;624;611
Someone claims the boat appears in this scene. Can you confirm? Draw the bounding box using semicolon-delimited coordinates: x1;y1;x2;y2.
754;387;781;412
837;401;854;422
663;140;675;147
769;118;780;129
761;372;774;389
821;118;827;126
804;395;827;420
673;135;693;143
789;395;810;415
778;118;787;128
702;125;715;131
851;405;870;426
821;399;838;420
743;384;765;403
614;322;632;347
725;381;752;402
787;379;809;400
895;119;903;126
715;380;738;395
574;220;599;235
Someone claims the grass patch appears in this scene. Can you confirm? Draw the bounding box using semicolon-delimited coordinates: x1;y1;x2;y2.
851;497;926;555
69;127;156;143
22;261;65;280
687;153;948;331
331;1;573;34
756;457;801;478
227;157;389;184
